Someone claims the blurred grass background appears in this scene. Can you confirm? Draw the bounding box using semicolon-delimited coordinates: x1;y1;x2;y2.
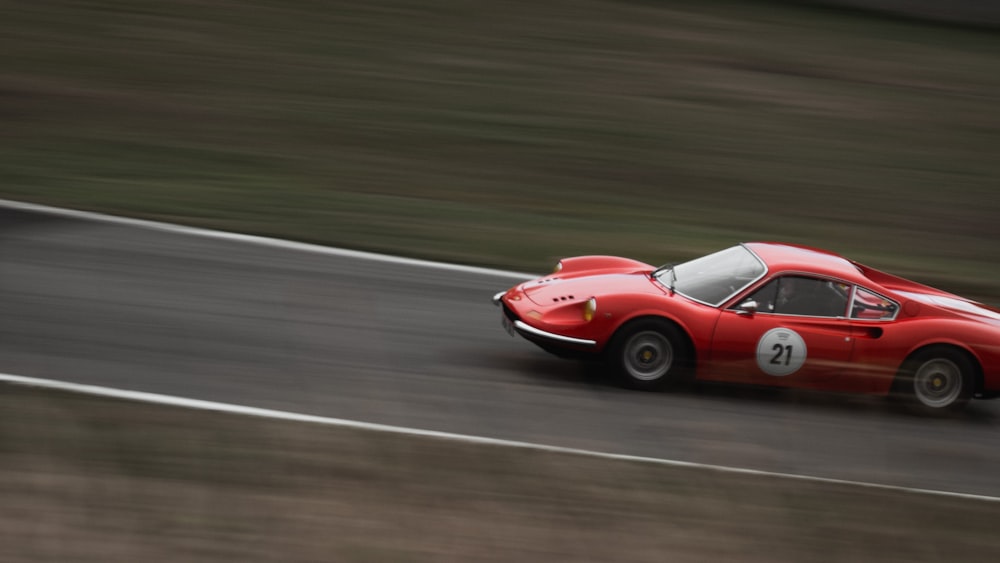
3;386;999;562
2;0;999;299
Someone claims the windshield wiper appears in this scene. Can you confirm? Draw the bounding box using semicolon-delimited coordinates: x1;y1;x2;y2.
651;263;677;294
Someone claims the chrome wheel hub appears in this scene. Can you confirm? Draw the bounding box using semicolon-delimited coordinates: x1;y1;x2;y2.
624;331;673;381
913;358;962;408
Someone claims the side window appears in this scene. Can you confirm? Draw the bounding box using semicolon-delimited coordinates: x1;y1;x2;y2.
736;276;848;317
851;287;899;320
737;279;779;313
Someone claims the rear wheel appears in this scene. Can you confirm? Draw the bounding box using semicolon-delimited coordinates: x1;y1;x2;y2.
609;319;691;390
894;347;975;415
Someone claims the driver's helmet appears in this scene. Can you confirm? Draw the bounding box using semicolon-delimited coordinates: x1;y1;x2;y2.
777;277;800;305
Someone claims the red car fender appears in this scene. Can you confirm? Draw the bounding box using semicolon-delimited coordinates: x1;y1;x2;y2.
597;297;717;361
854;319;998;394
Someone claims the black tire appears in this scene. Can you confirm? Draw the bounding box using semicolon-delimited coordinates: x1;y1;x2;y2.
608;318;692;391
893;346;975;415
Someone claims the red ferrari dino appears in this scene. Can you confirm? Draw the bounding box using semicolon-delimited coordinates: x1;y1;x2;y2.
493;242;1000;414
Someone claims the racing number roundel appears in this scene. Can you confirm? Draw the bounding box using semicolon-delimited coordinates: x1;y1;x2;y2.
756;328;807;376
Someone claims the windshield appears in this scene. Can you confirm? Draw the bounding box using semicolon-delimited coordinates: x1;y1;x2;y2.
656;245;766;306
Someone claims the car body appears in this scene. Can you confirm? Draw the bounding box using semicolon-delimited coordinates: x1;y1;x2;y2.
493;242;1000;413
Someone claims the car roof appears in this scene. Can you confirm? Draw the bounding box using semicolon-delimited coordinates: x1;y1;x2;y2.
744;242;865;283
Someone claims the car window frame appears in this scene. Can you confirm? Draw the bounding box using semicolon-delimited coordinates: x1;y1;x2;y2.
729;273;853;319
849;285;900;321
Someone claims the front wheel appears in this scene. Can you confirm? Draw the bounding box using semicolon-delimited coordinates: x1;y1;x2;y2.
609;319;691;391
894;347;975;415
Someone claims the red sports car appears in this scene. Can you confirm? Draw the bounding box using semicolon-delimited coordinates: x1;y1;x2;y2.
493;242;1000;414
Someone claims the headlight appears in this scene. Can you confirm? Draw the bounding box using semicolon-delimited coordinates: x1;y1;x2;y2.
553;261;563;274
583;297;597;322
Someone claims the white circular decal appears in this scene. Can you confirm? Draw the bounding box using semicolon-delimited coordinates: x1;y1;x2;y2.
756;328;807;376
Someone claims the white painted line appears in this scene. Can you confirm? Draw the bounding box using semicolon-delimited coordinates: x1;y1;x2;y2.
2;372;998;504
0;198;536;280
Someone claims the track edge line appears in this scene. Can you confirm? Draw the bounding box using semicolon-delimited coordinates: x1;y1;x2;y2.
2;372;997;504
0;198;535;280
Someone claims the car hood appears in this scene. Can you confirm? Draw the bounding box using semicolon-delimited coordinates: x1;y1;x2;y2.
522;272;663;306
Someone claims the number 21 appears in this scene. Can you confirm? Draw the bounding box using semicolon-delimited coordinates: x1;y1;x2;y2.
770;344;793;366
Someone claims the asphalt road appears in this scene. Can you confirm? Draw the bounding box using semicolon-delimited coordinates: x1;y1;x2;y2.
3;205;1000;496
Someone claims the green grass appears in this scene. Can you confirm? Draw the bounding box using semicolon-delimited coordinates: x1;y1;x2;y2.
3;0;999;299
3;385;1000;562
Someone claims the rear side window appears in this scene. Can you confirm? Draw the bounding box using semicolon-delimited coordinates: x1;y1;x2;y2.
850;287;899;320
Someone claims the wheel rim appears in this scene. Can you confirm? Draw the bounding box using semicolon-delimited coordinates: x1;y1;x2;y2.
623;331;673;381
913;358;963;408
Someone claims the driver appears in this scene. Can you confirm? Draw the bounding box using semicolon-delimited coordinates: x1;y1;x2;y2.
776;277;823;315
776;277;800;310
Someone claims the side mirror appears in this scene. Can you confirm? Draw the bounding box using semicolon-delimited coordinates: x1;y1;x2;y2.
736;300;758;315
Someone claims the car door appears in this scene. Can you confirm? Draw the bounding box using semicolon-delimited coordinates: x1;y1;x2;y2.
704;275;856;388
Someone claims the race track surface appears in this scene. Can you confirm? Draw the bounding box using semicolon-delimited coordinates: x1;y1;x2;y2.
3;206;1000;496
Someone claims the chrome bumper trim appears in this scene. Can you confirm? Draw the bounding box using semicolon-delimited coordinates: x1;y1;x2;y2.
513;320;597;347
492;291;506;306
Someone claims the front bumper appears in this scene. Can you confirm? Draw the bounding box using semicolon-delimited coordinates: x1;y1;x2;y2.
493;292;597;348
